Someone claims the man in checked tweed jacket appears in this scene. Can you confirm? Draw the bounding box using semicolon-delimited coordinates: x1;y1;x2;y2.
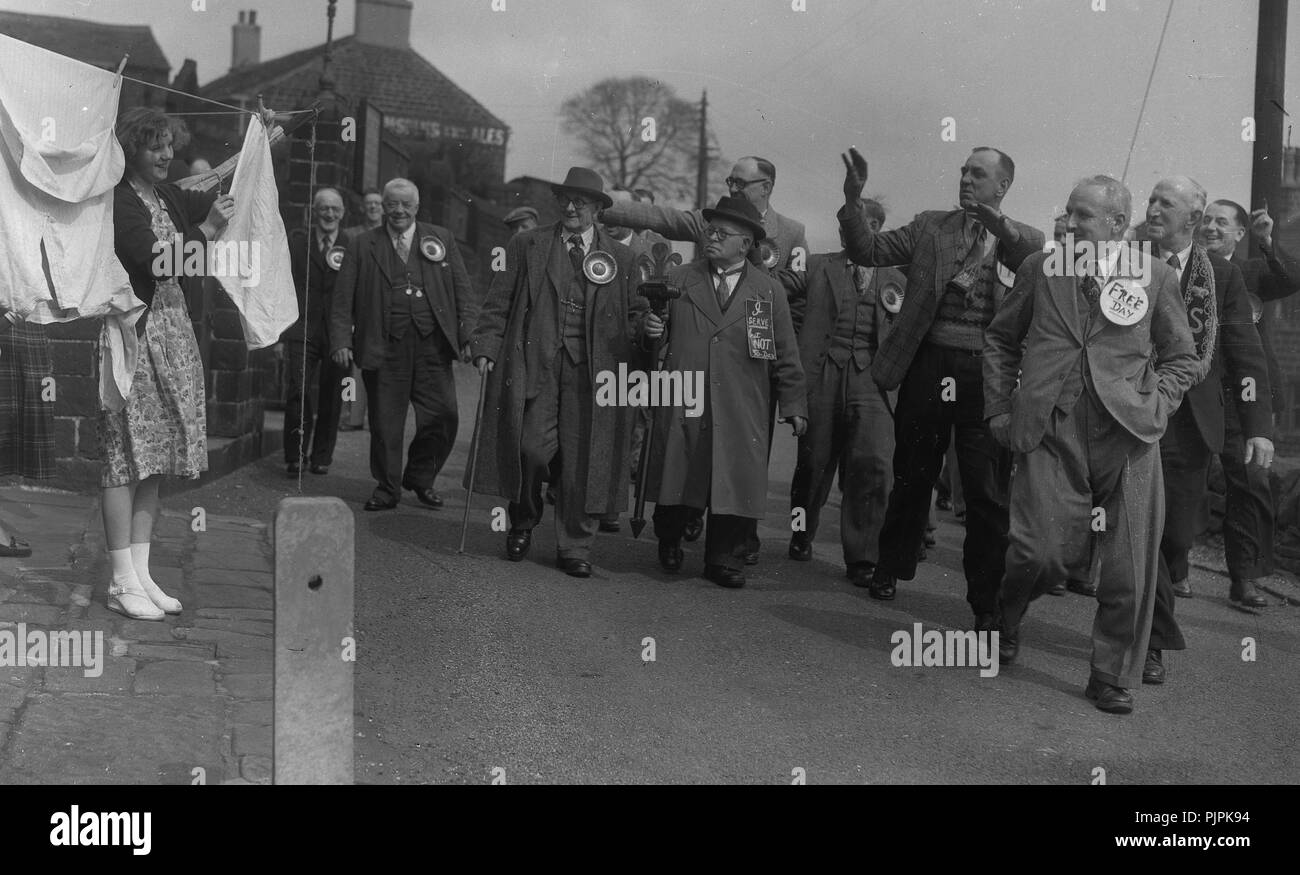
837;146;1044;629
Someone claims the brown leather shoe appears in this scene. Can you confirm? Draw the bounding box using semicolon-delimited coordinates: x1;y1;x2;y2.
1229;578;1267;608
1085;676;1134;714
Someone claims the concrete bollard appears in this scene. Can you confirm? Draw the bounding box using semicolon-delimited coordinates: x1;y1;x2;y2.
273;497;355;784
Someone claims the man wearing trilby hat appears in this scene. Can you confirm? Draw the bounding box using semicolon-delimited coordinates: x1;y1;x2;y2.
641;196;806;588
469;167;643;578
330;177;478;511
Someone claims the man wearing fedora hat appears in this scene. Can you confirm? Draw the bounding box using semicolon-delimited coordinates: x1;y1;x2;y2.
330;178;479;511
641;196;807;588
469;167;644;578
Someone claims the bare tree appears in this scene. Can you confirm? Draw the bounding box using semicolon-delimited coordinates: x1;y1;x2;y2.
560;76;725;204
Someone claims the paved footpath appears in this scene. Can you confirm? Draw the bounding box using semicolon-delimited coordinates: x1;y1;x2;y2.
0;485;273;785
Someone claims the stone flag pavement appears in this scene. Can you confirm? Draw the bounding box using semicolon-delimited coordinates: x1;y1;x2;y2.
0;485;274;784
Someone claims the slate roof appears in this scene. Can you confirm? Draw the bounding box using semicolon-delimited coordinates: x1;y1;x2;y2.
0;10;170;73
201;35;506;133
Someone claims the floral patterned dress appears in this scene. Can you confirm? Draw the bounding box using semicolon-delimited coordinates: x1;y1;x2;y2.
99;190;207;487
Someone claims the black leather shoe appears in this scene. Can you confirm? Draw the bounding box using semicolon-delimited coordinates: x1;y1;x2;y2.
310;464;329;475
868;573;897;601
1085;676;1134;714
848;564;873;588
286;463;302;477
998;632;1018;665
658;540;684;573
599;518;621;533
545;485;557;506
1067;579;1097;597
682;515;703;542
1142;649;1165;685
1172;577;1193;598
788;534;812;561
704;564;746;588
923;530;937;548
1046;580;1067;597
557;556;592;578
506;529;531;561
974;612;999;633
364;496;398;511
935;495;953;512
1229;578;1268;608
743;551;760;566
407;486;444;508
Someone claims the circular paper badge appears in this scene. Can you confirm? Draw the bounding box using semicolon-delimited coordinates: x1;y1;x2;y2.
1099;278;1148;326
880;283;903;314
996;261;1017;288
583;250;618;285
324;245;346;271
419;235;446;263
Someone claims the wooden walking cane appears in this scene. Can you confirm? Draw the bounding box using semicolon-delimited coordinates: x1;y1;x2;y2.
459;367;489;553
629;243;683;538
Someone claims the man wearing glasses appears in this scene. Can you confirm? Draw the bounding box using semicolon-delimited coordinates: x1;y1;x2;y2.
469;167;644;578
641;196;806;588
330;178;479;511
284;187;350;476
599;157;808;272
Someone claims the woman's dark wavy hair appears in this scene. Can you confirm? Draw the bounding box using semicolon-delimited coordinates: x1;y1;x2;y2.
115;107;190;163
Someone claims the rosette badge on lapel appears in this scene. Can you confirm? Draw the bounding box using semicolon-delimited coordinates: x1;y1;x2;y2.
881;281;904;314
1099;277;1148;326
419;234;446;263
758;240;781;270
582;250;617;284
325;244;346;271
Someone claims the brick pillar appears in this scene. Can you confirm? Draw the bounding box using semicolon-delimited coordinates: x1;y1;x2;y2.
45;320;103;489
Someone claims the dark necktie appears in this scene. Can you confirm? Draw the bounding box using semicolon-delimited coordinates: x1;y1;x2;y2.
1166;253;1181;271
569;235;585;275
1081;274;1101;307
715;267;741;310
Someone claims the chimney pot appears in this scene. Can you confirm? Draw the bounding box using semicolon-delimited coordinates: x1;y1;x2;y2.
354;0;414;49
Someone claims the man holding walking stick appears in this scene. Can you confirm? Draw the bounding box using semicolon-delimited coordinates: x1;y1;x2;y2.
467;167;645;578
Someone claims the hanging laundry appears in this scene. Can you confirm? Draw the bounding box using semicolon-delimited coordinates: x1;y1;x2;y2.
205;115;298;349
0;32;144;406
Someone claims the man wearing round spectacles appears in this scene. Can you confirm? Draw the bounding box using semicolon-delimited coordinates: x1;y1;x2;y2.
640;196;806;589
469;167;644;578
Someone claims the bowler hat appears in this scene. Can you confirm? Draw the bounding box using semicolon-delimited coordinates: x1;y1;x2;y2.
503;206;539;227
551;167;613;209
702;196;766;242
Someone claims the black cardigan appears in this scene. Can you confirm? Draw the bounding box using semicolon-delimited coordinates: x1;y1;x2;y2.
113;180;217;319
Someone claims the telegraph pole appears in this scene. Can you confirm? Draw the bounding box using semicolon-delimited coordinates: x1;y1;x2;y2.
1252;0;1287;221
696;90;709;210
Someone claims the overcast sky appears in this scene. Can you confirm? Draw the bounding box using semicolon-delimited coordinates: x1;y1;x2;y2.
3;0;1294;251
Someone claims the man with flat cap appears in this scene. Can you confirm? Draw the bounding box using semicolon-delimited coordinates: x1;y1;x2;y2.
641;196;807;588
469;167;644;578
330;177;479;511
503;206;539;237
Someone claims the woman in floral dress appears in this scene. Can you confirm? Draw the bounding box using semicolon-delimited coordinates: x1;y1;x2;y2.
101;108;234;620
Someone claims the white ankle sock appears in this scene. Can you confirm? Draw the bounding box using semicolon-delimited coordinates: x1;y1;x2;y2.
109;547;139;593
131;541;181;613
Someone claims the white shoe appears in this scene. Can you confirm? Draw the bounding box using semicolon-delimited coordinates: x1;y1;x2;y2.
107;576;165;621
137;573;182;614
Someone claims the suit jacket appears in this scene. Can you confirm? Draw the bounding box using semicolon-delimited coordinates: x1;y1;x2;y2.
1231;246;1296;409
1174;247;1272;453
285;226;340;344
783;253;905;386
984;248;1199;454
838;204;1044;390
329;222;478;370
642;259;806;517
467;223;644;512
600;199;810;270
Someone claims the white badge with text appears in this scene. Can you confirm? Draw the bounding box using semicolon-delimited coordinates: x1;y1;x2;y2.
1099;278;1148;326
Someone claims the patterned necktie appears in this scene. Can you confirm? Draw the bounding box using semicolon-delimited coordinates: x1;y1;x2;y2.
1081;274;1101;307
716;267;741;310
569;235;585;275
394;233;409;263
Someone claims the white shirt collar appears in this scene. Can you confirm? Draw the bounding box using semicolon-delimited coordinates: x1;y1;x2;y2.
388;222;415;247
565;225;596;251
1158;242;1194;279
